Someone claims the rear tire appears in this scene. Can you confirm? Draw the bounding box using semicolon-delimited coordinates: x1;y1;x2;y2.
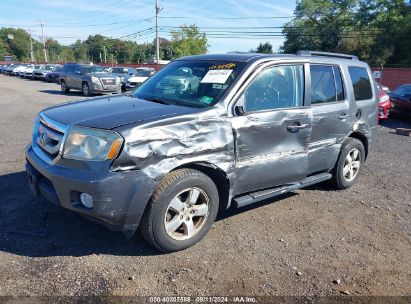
331;138;365;189
140;169;219;252
61;80;70;93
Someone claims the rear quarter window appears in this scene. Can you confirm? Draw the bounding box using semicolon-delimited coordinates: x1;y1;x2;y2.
348;67;373;101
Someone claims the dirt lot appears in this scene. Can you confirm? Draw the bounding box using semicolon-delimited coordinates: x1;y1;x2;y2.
0;74;410;298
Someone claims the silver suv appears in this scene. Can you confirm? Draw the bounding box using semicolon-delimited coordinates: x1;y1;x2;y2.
60;63;121;96
26;51;377;252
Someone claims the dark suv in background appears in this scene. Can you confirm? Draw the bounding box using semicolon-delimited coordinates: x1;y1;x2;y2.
26;51;377;252
60;63;121;96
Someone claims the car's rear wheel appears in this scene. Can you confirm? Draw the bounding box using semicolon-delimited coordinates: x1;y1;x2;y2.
61;80;70;93
140;169;219;252
332;138;365;189
82;82;92;96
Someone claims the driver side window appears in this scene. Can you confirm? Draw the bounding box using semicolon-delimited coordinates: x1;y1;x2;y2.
242;65;304;113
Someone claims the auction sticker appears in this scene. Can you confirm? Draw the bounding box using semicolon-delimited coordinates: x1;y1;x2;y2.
201;69;233;84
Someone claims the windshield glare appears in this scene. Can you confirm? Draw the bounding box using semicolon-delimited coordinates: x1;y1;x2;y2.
83;66;105;74
111;67;128;74
132;60;245;108
135;70;151;77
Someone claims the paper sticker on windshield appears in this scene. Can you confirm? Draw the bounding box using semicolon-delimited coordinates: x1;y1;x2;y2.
201;69;233;84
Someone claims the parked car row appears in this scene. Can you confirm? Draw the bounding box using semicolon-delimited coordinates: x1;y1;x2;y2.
0;63;157;96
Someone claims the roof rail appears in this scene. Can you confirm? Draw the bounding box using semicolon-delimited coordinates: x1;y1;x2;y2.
296;50;359;61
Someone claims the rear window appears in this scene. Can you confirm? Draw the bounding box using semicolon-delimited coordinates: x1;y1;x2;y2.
348;67;373;101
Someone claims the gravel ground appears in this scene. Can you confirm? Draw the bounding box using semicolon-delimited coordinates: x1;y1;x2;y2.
0;74;410;298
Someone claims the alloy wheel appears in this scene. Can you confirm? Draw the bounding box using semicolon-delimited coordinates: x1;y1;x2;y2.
164;187;209;241
343;148;361;182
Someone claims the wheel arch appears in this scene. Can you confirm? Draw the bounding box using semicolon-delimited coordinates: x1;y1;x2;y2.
171;162;231;212
348;131;369;160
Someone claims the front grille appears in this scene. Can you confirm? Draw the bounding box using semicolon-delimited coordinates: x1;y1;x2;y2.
34;72;43;76
33;114;68;164
101;78;116;85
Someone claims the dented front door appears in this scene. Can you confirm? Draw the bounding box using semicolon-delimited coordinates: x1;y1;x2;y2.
231;109;311;195
230;63;311;195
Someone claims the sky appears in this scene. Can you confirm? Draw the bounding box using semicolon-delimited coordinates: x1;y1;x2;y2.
0;0;297;54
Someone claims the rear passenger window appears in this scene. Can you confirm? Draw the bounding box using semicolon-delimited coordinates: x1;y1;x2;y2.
348;67;373;100
310;65;344;104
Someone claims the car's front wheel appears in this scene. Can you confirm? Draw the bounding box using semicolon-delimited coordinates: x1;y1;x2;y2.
140;169;219;252
61;80;70;93
82;82;92;96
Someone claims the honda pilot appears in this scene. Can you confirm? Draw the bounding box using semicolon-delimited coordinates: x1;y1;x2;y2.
26;51;378;252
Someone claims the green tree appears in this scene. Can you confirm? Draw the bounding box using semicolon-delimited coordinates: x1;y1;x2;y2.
170;25;207;59
59;47;75;62
46;38;62;62
0;28;31;61
72;40;89;63
255;42;273;53
281;0;411;66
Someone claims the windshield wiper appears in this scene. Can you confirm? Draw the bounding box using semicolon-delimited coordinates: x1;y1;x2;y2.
143;97;176;105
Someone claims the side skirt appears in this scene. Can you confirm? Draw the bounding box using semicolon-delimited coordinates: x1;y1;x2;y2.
233;172;332;208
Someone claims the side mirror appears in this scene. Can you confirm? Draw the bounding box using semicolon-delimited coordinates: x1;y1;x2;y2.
234;105;245;116
75;70;82;75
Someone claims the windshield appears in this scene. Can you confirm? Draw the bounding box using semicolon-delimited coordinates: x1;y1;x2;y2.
44;65;54;70
132;60;246;108
111;67;128;74
83;66;105;74
135;70;152;77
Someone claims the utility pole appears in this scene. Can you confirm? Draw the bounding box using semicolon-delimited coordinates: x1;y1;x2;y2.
103;45;107;63
155;0;163;64
41;20;48;63
28;27;34;62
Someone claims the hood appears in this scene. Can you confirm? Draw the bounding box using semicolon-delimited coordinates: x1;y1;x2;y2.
42;95;203;129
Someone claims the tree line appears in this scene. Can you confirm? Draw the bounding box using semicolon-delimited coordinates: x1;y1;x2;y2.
0;25;207;64
280;0;410;67
1;0;410;67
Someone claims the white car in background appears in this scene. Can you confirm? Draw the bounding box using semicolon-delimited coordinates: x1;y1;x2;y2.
24;64;44;78
125;68;155;90
13;64;30;76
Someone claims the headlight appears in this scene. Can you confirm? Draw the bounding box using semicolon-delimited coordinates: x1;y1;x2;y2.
91;76;100;84
62;126;123;161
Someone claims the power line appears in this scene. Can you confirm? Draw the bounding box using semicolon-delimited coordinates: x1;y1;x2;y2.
159;15;295;19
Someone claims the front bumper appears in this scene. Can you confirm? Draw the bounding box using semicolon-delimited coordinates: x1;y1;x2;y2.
25;145;157;232
91;81;121;94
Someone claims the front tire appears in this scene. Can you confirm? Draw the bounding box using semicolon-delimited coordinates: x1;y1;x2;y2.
61;80;70;93
140;169;219;252
332;138;365;189
82;82;92;96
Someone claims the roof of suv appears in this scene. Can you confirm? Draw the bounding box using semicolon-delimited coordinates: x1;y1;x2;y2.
177;51;363;65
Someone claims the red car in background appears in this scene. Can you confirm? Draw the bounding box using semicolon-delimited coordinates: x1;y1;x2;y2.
376;83;390;120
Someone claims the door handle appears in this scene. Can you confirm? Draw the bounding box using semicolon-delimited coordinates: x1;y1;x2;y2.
338;113;350;120
287;123;309;132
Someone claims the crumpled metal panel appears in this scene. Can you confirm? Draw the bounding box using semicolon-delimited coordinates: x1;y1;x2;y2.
111;107;237;186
